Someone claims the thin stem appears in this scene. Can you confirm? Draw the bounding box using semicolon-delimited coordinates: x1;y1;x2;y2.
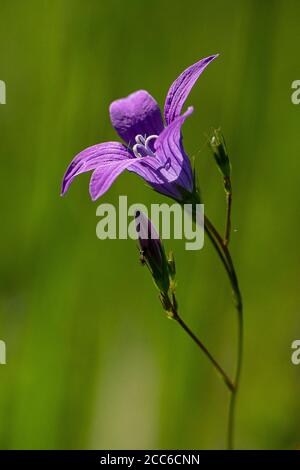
204;223;232;280
227;302;243;450
203;214;244;450
224;188;232;246
204;215;242;309
172;310;235;394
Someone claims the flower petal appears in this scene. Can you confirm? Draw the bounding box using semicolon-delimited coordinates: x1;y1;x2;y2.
90;154;180;201
153;107;194;194
164;55;218;125
61;142;133;195
89;158;138;201
126;105;194;199
109;90;164;146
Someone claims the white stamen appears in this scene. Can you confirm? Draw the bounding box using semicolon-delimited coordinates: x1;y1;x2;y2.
133;144;144;158
133;134;158;158
145;135;158;156
135;134;145;145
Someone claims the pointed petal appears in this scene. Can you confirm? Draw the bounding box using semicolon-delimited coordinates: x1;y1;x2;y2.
164;55;218;125
153;107;194;193
90;153;179;201
89;158;139;201
61;142;133;195
109;90;164;146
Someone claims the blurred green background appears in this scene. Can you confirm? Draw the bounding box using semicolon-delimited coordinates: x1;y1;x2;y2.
0;0;299;450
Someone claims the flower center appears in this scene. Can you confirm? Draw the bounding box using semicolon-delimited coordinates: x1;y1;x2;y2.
132;134;158;158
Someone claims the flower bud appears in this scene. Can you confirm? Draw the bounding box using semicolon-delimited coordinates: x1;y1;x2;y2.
135;211;170;293
209;129;231;179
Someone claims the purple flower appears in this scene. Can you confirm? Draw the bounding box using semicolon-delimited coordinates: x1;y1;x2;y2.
61;55;218;201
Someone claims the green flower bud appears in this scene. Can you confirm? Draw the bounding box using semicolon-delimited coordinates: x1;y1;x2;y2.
209;129;231;179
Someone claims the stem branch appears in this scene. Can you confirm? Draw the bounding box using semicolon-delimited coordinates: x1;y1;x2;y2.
172;310;235;394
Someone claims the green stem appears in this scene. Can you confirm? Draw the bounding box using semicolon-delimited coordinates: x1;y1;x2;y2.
203;214;244;450
173;310;235;393
224;187;232;246
204;222;232;280
227;301;243;450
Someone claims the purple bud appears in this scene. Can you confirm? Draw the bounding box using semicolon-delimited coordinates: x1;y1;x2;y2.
135;212;170;293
